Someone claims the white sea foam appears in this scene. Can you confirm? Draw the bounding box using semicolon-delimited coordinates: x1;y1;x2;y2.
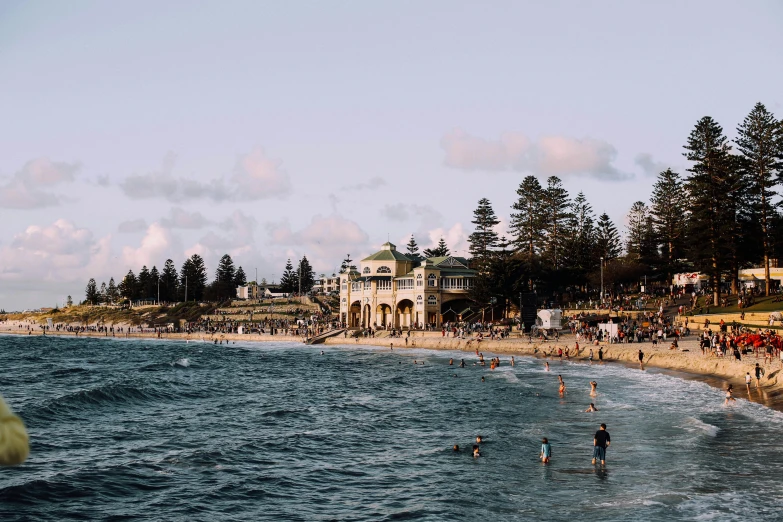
173;358;190;367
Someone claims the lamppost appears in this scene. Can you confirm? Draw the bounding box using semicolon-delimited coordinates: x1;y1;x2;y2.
600;257;604;306
157;275;160;305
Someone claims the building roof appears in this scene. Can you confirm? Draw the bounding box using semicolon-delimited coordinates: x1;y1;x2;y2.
361;242;413;262
428;256;470;268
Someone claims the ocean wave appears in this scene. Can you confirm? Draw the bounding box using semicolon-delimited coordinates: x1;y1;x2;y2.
28;381;173;419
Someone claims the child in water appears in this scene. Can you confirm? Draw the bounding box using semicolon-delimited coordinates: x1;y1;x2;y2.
473;445;481;458
540;438;551;463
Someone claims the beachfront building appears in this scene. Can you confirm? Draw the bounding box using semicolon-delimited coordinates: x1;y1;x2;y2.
338;242;477;329
674;264;783;293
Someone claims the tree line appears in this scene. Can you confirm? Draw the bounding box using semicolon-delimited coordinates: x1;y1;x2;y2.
462;102;783;308
84;254;247;305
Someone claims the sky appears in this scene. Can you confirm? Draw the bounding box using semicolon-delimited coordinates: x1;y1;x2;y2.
1;0;781;310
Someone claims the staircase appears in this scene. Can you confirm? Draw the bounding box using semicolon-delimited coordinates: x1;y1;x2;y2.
305;329;346;345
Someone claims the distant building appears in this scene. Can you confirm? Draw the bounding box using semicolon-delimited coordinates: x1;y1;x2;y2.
314;276;340;294
339;242;477;328
236;282;287;299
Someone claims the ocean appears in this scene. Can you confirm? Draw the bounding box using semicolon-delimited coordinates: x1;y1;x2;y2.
2;334;783;521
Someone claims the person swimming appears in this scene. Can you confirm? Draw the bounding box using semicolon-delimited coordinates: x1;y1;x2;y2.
473;445;481;458
585;403;598;412
476;435;483;444
453;444;460;452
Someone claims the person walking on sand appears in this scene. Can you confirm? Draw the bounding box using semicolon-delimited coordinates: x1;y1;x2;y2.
755;363;763;388
638;349;645;370
592;423;610;466
746;372;752;393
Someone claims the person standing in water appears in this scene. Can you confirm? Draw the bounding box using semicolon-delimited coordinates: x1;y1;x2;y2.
540;438;552;463
746;372;752;392
592;423;610;466
545;362;550;372
724;384;736;405
598;346;604;362
590;381;597;396
585;403;598;412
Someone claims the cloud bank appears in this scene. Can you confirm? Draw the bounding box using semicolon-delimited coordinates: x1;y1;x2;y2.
441;129;632;181
0;158;80;209
120;148;291;203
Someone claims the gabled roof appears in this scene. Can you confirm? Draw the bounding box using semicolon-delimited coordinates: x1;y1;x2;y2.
428;256;470;268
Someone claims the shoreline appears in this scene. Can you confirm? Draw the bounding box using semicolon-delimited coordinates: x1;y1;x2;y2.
4;327;783;412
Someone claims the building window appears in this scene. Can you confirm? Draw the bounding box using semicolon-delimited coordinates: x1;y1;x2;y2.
351;282;361;292
416;295;423;302
377;266;391;274
377;280;392;291
428;296;437;305
363;267;370;274
341;298;346;303
442;277;473;289
428;274;437;287
364;280;371;290
397;279;414;290
341;283;347;291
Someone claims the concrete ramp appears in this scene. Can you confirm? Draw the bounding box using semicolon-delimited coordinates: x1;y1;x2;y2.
305;329;346;345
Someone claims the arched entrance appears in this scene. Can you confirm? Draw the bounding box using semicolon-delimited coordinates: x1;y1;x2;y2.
376;303;392;328
396;299;414;328
349;301;361;328
441;298;474;324
362;304;372;328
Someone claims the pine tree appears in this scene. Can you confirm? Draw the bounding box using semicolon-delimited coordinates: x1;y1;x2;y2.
510;175;546;265
297;256;316;294
149;266;159;301
85;278;99;305
280;259;298;294
107;277;118;304
595;213;621;261
423;237;450;258
180;254;208;301
119;270;138;301
234;266;247;287
405;235;420;259
541;176;572;270
625;201;657;264
649;168;687;281
215;254;236;300
339;254;356;274
564;192;597;276
99;281;107;303
468;198;500;271
161;259;179;302
138;266;151;299
735;102;783;295
683;116;735;306
66;295;73;307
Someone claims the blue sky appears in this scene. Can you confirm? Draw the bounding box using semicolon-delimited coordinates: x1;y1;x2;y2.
1;0;781;309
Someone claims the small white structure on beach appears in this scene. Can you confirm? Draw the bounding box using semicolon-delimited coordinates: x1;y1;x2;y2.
598;322;618;338
537;309;562;330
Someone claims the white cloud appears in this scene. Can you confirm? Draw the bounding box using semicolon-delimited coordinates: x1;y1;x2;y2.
0;157;80;209
121;223;175;269
424;223;470;257
266;214;369;270
441;129;631;181
0;219;111;284
120;148;291;202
